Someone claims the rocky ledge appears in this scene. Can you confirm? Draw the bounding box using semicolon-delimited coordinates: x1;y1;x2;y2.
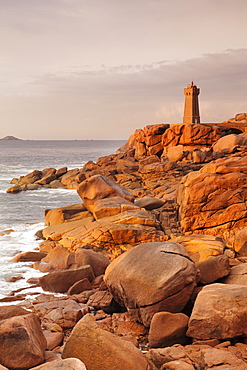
2;118;247;369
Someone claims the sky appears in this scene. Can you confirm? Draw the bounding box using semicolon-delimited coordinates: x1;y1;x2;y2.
0;0;247;140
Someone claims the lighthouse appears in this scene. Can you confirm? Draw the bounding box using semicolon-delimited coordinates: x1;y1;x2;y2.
183;81;200;124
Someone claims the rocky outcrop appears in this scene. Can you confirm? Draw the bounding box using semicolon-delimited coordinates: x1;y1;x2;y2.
90;196;139;220
162;123;224;150
62;314;151;370
220;112;247;132
7;120;247;368
42;207;166;258
172;234;225;263
44;204;89;226
77;174;134;213
177;153;247;239
104;241;199;327
117;123;227;159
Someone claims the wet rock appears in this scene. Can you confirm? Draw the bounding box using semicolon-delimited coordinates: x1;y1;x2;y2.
6;184;22;193
5;275;24;282
13;251;47;262
0;229;14;236
26;183;40;190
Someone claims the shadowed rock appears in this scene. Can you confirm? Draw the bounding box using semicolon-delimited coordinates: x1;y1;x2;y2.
39;265;95;293
0;313;46;369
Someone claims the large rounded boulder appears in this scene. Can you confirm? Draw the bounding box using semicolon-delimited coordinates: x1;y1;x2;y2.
104;242;199;327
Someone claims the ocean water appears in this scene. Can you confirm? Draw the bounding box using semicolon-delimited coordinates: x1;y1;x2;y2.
0;140;125;300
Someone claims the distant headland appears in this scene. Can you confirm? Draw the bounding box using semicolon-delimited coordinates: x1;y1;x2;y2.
0;135;22;140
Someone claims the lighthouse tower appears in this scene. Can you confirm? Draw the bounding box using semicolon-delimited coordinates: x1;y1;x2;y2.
183;81;200;124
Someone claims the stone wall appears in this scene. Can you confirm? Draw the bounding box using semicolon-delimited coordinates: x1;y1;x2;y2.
206;113;247;133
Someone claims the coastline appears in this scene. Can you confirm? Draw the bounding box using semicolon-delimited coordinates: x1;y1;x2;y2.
1;124;247;369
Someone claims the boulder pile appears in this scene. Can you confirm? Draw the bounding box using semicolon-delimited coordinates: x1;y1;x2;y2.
3;118;247;369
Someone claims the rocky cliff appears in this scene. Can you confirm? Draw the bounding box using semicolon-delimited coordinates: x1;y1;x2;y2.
3;118;247;370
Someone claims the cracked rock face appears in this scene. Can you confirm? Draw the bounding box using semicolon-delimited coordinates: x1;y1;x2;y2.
177;154;247;239
187;283;247;340
104;242;199;327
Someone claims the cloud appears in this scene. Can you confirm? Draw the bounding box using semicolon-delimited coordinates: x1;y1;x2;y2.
0;48;246;139
31;48;247;99
0;0;247;139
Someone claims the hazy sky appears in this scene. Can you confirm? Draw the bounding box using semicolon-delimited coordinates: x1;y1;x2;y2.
1;0;247;139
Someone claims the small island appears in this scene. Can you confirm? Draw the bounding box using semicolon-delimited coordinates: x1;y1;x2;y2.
0;135;22;140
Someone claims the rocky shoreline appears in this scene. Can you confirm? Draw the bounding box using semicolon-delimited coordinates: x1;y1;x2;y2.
2;118;247;369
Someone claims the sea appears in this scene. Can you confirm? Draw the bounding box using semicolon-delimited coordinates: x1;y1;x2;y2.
0;139;125;301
